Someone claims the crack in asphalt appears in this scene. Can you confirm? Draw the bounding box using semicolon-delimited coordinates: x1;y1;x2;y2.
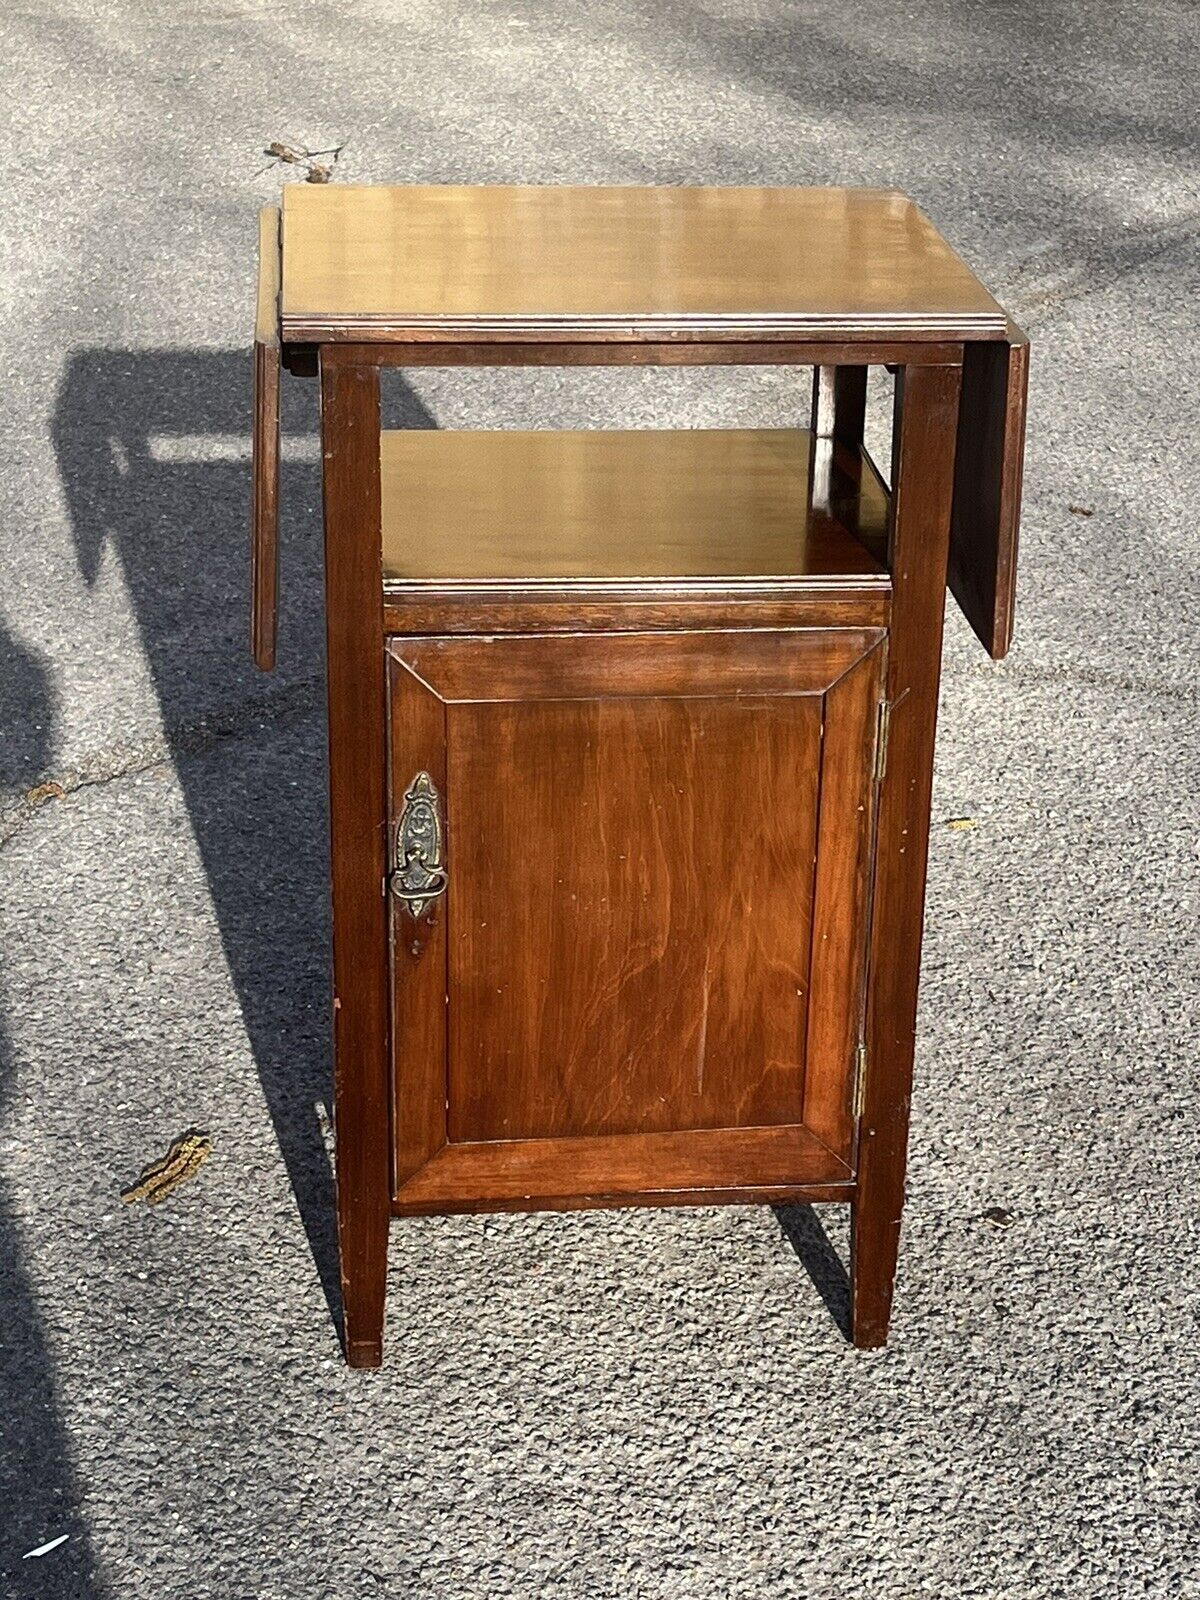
2;642;1192;857
0;673;323;849
949;657;1197;703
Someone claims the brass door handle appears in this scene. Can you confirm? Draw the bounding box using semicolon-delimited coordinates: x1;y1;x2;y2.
392;855;447;914
391;772;446;918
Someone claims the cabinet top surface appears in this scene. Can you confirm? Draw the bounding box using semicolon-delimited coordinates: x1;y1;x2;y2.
278;184;1007;343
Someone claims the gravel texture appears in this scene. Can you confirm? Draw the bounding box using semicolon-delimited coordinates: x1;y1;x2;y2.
1;1;1198;1595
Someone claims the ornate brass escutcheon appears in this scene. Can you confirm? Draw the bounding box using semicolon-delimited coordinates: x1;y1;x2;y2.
392;771;447;918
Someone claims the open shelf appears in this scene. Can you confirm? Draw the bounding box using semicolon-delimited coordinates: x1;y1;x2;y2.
380;428;890;589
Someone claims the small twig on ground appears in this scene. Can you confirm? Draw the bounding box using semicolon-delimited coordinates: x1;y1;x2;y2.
257;139;347;183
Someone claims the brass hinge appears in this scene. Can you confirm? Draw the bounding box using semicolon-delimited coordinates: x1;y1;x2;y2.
873;699;892;784
853;1041;868;1119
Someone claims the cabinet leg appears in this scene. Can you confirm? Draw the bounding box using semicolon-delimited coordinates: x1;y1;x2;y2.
849;1184;901;1348
341;1206;388;1368
810;364;867;445
347;1341;384;1370
850;360;965;1352
321;350;392;1369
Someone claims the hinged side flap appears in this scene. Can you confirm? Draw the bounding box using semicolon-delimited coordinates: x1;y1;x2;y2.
948;320;1029;660
251;205;282;670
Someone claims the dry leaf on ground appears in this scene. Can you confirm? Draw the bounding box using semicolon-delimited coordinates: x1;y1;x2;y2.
121;1131;212;1206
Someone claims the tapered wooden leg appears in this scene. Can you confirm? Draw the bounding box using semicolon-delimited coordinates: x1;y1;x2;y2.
851;360;963;1349
320;350;390;1368
810;364;867;446
808;364;869;522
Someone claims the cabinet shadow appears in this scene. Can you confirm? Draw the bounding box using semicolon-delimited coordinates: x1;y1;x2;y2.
774;1203;852;1340
0;622;108;1595
51;348;434;1348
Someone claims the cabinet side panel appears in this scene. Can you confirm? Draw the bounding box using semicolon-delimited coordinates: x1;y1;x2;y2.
388;660;449;1191
802;645;886;1156
446;694;823;1142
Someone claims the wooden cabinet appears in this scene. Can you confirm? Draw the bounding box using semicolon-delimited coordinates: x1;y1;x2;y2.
251;185;1029;1365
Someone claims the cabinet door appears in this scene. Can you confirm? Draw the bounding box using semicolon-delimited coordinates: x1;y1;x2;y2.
387;629;883;1213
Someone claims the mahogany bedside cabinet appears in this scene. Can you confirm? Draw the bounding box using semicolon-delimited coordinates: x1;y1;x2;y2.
250;185;1028;1367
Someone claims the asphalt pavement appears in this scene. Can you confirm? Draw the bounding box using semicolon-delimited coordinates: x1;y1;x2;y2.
1;1;1197;1595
